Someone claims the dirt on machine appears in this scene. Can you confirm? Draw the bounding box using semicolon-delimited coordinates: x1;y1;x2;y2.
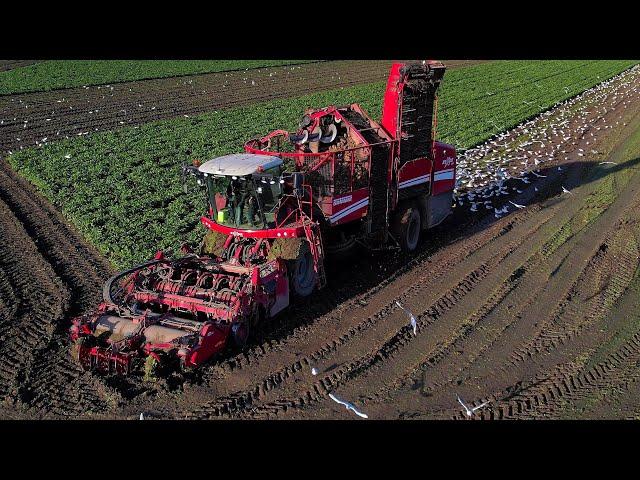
69;61;458;377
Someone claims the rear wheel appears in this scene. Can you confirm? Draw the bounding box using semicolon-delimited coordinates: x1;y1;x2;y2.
393;204;421;252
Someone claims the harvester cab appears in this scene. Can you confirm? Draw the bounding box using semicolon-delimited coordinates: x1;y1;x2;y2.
184;153;285;230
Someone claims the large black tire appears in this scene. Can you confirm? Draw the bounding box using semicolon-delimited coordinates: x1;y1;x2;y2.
289;241;316;298
392;204;421;253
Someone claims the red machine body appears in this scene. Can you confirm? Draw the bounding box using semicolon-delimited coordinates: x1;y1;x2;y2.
238;60;456;250
70;61;456;376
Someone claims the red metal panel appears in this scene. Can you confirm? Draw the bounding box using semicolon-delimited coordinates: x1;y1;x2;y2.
381;63;404;139
431;141;457;195
201;216;305;239
328;187;369;226
397;158;432;191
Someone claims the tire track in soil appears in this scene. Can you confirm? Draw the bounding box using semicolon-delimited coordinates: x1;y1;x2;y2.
467;216;640;417
404;215;638;408
357;105;640;420
201;163;608;419
0;162;116;417
401;216;640;421
481;214;640;420
479;327;640;420
119;64;640;420
117;180;544;417
317;179;609;413
0;198;66;405
277;71;640;420
124;193;540;418
575;245;640;421
165;205;559;419
439;115;640;407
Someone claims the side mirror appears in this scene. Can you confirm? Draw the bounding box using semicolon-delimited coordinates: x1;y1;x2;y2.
181;164;204;194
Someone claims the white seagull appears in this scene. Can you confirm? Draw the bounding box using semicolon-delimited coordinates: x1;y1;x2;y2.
599;161;617;165
329;393;368;418
139;413;144;420
562;185;572;195
509;201;526;209
396;300;417;336
311;367;319;376
531;171;546;178
456;395;490;418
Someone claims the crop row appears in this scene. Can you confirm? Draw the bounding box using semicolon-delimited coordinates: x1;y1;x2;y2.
7;60;637;269
0;60;318;96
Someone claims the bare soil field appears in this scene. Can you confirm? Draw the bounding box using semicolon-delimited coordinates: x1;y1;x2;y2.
0;162;117;416
0;60;483;155
0;61;39;73
1;62;639;420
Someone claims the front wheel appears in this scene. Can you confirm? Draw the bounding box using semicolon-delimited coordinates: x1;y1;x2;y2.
393;204;421;253
289;244;316;297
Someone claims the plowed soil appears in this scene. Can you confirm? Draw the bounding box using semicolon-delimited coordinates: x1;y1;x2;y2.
0;60;39;72
1;62;640;419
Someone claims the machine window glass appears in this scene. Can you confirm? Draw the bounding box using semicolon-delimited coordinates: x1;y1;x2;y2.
207;176;278;230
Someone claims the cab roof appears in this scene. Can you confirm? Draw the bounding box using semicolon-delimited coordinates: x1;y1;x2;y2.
199;153;283;177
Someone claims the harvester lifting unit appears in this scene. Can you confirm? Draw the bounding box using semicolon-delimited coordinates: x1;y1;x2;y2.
70;61;457;376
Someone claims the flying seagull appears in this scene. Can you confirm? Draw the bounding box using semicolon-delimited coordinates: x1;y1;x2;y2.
329;393;368;418
456;395;490;418
396;300;417;336
311;367;319;376
509;201;526;209
562;185;572;195
531;171;546;178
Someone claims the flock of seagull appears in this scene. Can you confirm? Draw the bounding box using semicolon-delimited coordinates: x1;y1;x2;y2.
316;64;640;420
453;65;639;220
